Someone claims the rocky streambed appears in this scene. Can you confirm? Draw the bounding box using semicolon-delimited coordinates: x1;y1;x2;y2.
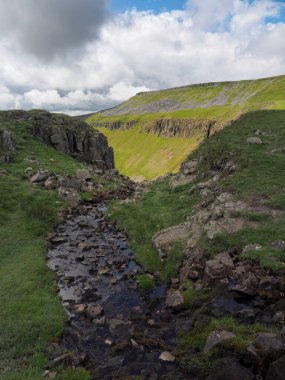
47;202;190;380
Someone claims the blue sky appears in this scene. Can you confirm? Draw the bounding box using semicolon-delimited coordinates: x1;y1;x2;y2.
111;0;187;13
111;0;285;22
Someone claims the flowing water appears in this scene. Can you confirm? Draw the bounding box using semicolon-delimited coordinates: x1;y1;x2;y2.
47;202;191;379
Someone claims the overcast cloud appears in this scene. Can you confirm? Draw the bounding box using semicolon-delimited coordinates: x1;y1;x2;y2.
0;0;284;115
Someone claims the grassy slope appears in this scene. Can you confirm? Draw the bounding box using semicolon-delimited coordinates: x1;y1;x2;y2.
109;109;285;275
99;125;203;179
87;75;285;179
108;109;285;377
0;113;91;380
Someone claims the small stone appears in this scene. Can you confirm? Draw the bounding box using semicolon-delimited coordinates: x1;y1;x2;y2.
48;373;57;379
86;304;104;318
147;319;156;327
272;311;285;324
131;338;140;349
246;137;262;145
93;316;106;326
30;170;50;183
204;330;235;354
74;304;86;313
165;289;185;310
76;169;92;180
105;338;113;346
247;333;283;360
98;269;111;275
0;169;7;176
159;351;176;362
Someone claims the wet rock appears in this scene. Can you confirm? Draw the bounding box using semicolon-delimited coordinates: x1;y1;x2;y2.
159;351;175;362
30;170;50;183
204;252;234;284
247;333;284;360
169;173;196;192
247;137;262;145
93;316;106;326
0;129;16;162
76;168;92;180
109;319;130;333
74;304;86;313
165;289;184;310
206;357;253;380
266;355;285;380
181;159;199;175
203;330;235;354
86;304;104;319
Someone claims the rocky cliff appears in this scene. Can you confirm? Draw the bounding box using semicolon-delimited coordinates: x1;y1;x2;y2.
30;110;114;170
92;118;217;138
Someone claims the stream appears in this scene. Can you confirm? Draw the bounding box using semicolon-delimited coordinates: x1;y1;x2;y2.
47;202;191;380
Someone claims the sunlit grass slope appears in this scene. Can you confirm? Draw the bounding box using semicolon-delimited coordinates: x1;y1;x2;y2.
98;126;203;179
87;75;285;179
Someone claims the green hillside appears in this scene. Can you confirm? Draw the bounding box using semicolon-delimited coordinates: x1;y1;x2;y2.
0;111;116;380
87;75;285;179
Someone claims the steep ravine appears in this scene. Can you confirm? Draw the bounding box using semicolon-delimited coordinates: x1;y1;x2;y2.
46;200;190;380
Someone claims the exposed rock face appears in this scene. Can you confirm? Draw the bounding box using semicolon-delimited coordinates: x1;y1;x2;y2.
92;118;218;139
0;129;16;162
30;111;114;170
143;119;216;138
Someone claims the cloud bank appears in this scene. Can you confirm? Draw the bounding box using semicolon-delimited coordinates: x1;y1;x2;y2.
0;0;284;115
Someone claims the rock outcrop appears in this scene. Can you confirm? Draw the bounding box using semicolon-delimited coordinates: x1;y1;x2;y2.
30;111;114;170
0;129;16;162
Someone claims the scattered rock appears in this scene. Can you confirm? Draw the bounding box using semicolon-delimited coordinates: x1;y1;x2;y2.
206;357;253;380
181;159;199;175
30;170;50;183
169;174;196;192
203;330;236;354
76;168;92;180
204;252;234;284
272;311;285;324
0;169;7;176
159;351;176;362
165;289;184;310
234;272;259;296
86;304;104;319
152;224;189;260
247;333;284;360
266;355;285;380
105;338;113;346
247;137;262;145
59;177;82;191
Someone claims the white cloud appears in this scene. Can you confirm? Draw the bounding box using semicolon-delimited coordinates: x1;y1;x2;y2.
0;1;284;114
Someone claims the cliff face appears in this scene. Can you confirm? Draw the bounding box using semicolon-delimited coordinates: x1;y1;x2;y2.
93;118;217;139
142;119;216;138
30;111;115;170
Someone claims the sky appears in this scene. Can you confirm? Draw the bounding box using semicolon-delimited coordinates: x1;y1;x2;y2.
0;0;284;115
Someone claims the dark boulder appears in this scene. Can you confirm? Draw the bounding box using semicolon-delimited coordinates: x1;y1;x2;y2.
30;110;114;170
206;357;253;380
